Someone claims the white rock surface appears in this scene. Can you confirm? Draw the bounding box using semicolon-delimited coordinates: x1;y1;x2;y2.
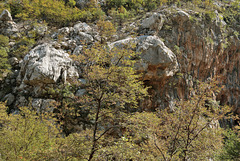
32;98;55;112
0;9;12;21
74;22;92;33
141;13;164;31
0;9;18;36
17;43;78;86
110;36;179;79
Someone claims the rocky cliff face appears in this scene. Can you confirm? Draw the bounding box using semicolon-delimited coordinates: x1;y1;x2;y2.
0;7;239;115
149;8;240;113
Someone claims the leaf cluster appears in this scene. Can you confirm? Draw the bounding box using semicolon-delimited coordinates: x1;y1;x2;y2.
0;35;11;79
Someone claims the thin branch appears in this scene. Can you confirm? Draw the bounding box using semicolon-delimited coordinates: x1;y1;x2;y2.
170;122;181;158
154;134;167;161
95;125;120;142
188;121;211;146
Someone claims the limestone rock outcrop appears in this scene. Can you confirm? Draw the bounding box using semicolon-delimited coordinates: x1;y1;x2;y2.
110;35;179;81
0;9;18;36
16;43;78;97
51;22;97;53
143;8;240;112
141;13;164;32
32;98;55;112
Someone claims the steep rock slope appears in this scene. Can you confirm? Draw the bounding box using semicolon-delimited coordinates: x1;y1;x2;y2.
0;7;239;115
136;8;240;112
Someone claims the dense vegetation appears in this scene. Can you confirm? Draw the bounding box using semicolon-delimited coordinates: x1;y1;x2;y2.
0;0;239;26
0;45;239;160
0;0;240;160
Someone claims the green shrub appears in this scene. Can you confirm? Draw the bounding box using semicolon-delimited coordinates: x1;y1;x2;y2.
205;10;216;21
0;2;10;14
67;0;76;7
0;35;9;47
0;47;11;78
0;35;10;79
218;129;240;160
11;36;35;58
0;103;60;160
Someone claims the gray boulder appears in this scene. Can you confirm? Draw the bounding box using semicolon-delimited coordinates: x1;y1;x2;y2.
75;0;88;9
73;45;83;55
109;36;179;80
137;36;178;78
76;89;87;97
32;98;55;112
0;9;18;36
141;13;164;31
74;22;93;33
16;44;78;96
75;32;94;43
3;93;15;105
0;9;12;21
18;43;78;85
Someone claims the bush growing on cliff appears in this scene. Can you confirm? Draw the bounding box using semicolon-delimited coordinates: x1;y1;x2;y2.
0;35;11;79
117;79;233;160
97;19;116;43
11;36;36;58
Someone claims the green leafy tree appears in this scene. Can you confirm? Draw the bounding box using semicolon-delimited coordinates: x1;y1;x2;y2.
8;0;85;25
121;78;232;160
71;44;148;160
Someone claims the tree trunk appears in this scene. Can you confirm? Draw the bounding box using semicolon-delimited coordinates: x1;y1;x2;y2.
88;99;101;161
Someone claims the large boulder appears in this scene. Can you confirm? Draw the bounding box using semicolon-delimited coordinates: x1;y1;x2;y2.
141;13;164;31
32;98;55;112
75;0;88;9
110;36;179;80
110;35;179;110
51;22;96;52
16;43;78;96
137;36;179;79
0;9;18;36
74;22;93;33
0;9;12;21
